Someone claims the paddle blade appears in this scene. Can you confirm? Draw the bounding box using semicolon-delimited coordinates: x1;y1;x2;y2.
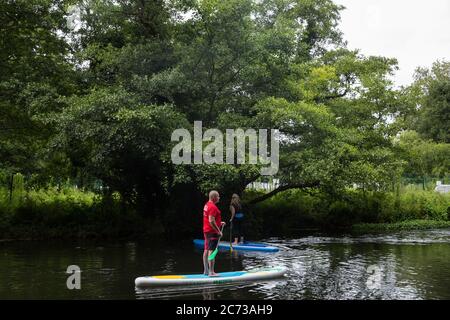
208;248;219;261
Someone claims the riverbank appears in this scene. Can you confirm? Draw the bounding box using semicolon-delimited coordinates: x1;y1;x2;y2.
1;185;449;240
0;185;167;240
352;220;450;233
249;188;450;234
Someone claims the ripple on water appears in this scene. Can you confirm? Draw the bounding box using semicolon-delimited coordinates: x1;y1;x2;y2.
227;230;450;300
1;229;449;299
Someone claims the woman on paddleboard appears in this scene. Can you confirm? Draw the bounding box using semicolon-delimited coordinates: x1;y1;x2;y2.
229;194;244;245
203;190;226;277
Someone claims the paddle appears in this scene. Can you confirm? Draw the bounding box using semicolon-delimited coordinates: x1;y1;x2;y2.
208;224;225;261
229;220;233;252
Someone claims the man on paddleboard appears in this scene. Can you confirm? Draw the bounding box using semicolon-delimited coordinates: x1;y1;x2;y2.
203;190;226;277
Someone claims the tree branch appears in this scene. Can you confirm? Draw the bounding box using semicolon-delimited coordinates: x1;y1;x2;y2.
247;181;320;205
315;88;348;103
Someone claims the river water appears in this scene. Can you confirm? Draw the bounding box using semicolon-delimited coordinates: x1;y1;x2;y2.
1;229;449;300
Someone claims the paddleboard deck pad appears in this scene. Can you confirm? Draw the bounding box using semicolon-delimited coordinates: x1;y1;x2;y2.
135;267;286;287
193;239;279;252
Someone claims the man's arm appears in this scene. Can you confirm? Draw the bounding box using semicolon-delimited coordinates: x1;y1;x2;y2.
209;215;222;235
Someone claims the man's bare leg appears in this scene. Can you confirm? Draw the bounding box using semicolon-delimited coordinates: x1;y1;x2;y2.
203;250;209;275
208;250;219;277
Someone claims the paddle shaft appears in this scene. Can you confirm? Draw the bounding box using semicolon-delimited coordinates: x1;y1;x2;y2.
229;220;233;252
215;223;225;250
208;223;225;260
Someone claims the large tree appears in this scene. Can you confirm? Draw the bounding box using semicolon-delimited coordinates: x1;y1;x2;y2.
0;0;428;237
59;2;399;184
0;0;76;177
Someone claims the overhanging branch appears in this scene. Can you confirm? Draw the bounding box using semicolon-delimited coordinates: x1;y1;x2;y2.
247;181;320;204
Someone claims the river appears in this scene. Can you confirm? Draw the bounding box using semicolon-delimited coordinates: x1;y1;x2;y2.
1;229;449;299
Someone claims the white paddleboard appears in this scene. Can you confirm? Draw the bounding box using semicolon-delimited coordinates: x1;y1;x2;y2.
135;267;286;287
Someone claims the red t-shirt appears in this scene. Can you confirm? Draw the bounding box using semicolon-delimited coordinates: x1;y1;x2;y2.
203;200;221;234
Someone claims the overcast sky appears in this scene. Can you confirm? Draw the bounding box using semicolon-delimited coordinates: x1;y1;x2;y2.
334;0;450;87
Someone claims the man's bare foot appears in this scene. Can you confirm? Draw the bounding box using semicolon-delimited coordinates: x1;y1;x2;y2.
208;272;220;277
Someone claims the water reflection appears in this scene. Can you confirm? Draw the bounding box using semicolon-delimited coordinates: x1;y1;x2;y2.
135;282;254;300
0;229;449;299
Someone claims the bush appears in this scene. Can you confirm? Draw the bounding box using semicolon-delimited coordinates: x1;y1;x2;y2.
1;177;449;239
390;190;449;222
352;220;450;233
247;189;328;235
246;188;450;234
0;183;164;239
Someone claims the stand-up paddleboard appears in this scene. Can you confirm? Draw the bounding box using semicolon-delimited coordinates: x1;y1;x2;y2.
135;267;286;287
193;239;279;252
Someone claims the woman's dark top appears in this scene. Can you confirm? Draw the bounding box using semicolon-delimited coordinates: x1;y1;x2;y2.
231;202;243;219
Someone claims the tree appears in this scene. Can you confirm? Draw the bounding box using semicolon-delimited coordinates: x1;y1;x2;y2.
0;0;76;177
247;49;404;203
67;0;404;203
410;60;450;143
1;0;412;232
52;87;189;211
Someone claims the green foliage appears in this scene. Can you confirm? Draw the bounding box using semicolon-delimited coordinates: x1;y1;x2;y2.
396;131;450;186
408;60;450;143
335;189;450;224
0;184;97;238
352;220;450;233
250;188;450;235
1;0;449;238
52;87;189;208
0;0;76;174
0;184;165;239
250;189;328;234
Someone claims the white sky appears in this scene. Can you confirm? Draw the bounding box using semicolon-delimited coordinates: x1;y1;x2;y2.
334;0;450;87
